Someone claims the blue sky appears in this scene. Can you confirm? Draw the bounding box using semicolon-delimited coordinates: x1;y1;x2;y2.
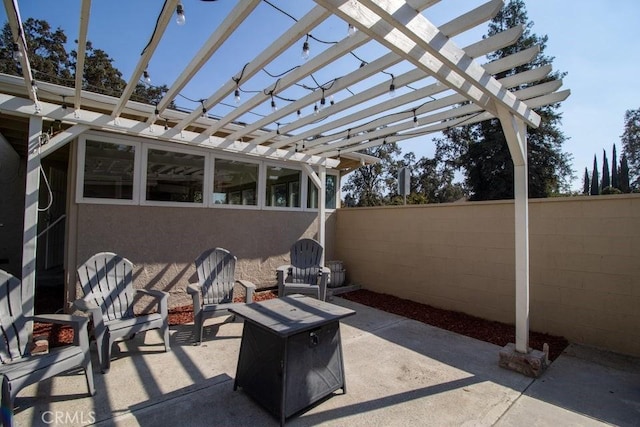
3;1;639;191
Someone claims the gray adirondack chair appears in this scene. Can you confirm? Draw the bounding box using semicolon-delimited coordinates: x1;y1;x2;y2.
188;248;256;344
75;252;170;373
0;270;95;427
277;238;329;301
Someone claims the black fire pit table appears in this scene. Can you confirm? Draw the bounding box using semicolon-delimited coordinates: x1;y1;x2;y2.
230;294;356;426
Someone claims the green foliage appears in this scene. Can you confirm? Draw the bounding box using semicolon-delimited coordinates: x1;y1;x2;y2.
582;168;589;195
341;143;401;207
621;108;640;189
434;0;572;201
600;186;622;195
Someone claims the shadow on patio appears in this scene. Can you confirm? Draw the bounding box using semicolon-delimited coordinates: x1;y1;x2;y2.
12;298;640;427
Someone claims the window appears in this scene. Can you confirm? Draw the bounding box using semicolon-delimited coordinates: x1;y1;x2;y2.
265;166;301;208
80;138;137;202
212;158;259;206
307;174;338;209
144;148;205;204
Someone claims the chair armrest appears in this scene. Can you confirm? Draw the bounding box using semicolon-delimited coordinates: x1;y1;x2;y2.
236;280;256;303
276;265;292;296
134;289;168;317
187;283;201;295
318;267;330;301
29;314;90;347
73;298;103;327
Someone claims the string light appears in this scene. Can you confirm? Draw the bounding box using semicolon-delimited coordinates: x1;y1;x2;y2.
201;100;207;117
389;75;396;97
347;24;357;37
234;87;241;104
31;79;38;93
413;109;419;128
297;109;302;118
12;43;22;61
313;103;319;115
329;94;335;106
302;35;310;60
143;70;151;84
270;95;277;112
176;2;186;26
164;118;169;131
319;89;326;110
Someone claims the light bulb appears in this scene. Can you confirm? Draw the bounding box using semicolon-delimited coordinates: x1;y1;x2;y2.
320;96;326;110
176;3;186;26
234;88;241;104
271;98;277;112
302;41;310;60
12;43;22;61
389;83;396;97
314;103;319;116
297;109;301;118
329;95;335;105
201;106;207;118
143;70;151;84
413;115;419;128
347;24;357;37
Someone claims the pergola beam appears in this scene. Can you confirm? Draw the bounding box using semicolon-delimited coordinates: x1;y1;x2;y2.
111;0;178;118
226;0;506;144
2;0;37;104
74;0;91;112
0;93;338;167
147;0;262;124
315;0;541;129
165;6;332;138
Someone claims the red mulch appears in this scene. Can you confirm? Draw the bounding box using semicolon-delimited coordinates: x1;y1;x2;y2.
341;289;568;361
35;288;567;361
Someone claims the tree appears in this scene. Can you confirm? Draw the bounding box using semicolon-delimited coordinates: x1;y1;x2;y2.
619;153;631;193
341;142;402;207
611;144;619;189
590;155;599;196
1;19;72;85
601;149;610;190
620;108;640;189
582;168;589;195
2;20;168;106
435;0;572;200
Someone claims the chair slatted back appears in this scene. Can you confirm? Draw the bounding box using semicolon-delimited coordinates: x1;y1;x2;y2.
195;248;236;305
0;270;28;363
77;252;135;322
290;239;323;285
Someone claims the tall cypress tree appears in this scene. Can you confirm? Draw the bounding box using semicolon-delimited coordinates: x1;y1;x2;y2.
611;144;619;189
583;168;590;195
601;149;611;189
619;154;631;193
590;155;599;195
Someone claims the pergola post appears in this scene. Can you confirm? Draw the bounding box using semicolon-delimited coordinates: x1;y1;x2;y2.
22;115;43;320
497;108;547;377
303;164;326;266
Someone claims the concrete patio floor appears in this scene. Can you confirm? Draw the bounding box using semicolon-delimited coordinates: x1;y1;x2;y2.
13;297;640;426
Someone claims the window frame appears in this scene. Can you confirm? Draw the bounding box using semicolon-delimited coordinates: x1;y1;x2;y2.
140;142;209;208
262;162;304;211
209;153;262;210
76;133;142;205
306;170;340;211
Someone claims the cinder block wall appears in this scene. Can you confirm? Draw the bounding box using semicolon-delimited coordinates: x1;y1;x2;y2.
335;195;640;357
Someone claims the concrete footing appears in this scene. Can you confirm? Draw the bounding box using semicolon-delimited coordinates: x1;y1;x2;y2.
499;342;549;378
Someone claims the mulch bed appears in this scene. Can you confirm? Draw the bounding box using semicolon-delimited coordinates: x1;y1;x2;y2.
35;288;567;361
341;289;568;361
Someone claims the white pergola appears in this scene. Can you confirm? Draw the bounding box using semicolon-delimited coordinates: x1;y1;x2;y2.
2;0;569;355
